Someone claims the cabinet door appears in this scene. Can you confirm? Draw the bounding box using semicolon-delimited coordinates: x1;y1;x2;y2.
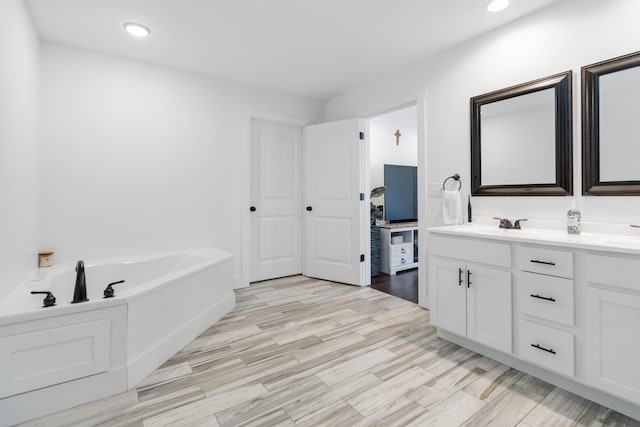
429;258;466;336
586;287;640;402
466;264;512;353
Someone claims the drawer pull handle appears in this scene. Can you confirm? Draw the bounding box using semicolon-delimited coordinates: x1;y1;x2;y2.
467;270;471;288
401;258;406;264
530;259;556;266
530;294;556;302
401;248;406;254
531;343;556;355
458;268;463;286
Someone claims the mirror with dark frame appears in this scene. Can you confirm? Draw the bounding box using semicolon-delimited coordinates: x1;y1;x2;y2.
582;50;640;195
471;71;573;196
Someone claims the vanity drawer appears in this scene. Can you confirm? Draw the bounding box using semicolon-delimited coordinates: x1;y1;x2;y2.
518;319;574;377
430;234;510;268
517;246;573;279
519;272;574;326
391;243;413;258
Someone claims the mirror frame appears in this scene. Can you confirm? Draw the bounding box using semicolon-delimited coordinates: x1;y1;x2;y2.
470;71;573;196
582;50;640;195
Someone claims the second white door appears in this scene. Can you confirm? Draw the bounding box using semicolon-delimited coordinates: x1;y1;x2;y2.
303;118;367;286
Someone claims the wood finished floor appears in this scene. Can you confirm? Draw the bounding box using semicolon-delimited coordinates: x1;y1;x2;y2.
371;269;418;304
21;276;639;427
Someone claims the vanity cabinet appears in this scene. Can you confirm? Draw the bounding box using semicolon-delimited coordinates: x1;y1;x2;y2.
430;235;512;353
585;254;640;403
428;226;640;420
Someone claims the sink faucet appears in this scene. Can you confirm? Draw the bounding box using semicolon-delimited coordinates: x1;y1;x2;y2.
493;217;528;229
514;219;528;229
494;217;513;229
71;260;89;303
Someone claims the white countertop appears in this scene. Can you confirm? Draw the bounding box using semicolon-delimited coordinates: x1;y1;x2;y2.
428;223;640;256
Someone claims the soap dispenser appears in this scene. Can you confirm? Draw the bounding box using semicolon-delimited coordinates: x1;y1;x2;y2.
567;199;581;235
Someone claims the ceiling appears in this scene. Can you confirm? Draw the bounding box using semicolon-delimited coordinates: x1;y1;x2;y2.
26;0;564;101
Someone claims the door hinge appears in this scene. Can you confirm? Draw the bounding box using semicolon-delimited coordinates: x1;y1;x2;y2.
360;254;365;262
359;132;365;140
360;192;365;201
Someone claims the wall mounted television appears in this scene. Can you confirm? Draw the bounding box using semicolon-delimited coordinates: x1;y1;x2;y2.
383;164;417;223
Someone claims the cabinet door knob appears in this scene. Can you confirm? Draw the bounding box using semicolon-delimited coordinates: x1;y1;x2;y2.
401;258;406;264
250;206;256;212
401;248;406;254
306;206;313;211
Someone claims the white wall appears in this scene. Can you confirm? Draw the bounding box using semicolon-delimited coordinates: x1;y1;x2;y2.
0;0;40;300
369;106;417;205
326;0;640;227
39;43;324;285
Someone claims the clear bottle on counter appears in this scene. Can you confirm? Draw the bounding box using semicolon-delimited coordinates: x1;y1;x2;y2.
567;199;581;235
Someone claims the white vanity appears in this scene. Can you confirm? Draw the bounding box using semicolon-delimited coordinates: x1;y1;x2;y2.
428;223;640;420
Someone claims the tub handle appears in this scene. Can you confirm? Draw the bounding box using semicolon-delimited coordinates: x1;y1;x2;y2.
103;280;125;298
31;291;57;307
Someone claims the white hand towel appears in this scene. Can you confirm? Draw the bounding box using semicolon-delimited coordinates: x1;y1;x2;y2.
442;190;463;225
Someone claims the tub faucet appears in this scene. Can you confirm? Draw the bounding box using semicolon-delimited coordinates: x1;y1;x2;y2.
71;260;89;303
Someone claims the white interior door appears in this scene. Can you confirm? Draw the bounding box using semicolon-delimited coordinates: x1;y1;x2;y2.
303;118;367;286
250;119;302;282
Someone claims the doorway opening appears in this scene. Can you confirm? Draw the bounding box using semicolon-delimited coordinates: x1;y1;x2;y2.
368;105;419;303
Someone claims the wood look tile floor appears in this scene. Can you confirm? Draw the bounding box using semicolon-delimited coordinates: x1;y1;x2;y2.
20;276;639;427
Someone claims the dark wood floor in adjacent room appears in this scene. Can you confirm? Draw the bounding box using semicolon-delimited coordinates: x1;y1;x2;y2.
371;268;418;304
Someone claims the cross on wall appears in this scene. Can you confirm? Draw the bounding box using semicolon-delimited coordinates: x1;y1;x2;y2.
394;129;401;145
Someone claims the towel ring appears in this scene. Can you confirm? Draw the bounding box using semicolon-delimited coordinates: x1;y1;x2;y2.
442;174;461;191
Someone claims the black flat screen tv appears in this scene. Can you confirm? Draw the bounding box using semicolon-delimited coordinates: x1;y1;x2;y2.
383;164;417;223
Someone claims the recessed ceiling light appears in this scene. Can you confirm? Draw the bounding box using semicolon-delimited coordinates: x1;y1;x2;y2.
123;22;151;38
487;0;510;12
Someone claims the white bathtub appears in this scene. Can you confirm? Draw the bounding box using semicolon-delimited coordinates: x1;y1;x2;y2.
0;247;235;426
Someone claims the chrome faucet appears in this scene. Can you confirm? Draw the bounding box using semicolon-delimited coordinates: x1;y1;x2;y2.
71;260;89;303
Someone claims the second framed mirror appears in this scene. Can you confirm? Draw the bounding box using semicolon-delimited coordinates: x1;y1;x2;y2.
583;50;640;195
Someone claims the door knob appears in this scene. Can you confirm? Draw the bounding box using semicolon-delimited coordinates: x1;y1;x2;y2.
306;206;313;211
250;206;256;212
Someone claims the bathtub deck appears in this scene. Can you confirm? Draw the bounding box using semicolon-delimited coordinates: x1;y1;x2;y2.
19;275;639;426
